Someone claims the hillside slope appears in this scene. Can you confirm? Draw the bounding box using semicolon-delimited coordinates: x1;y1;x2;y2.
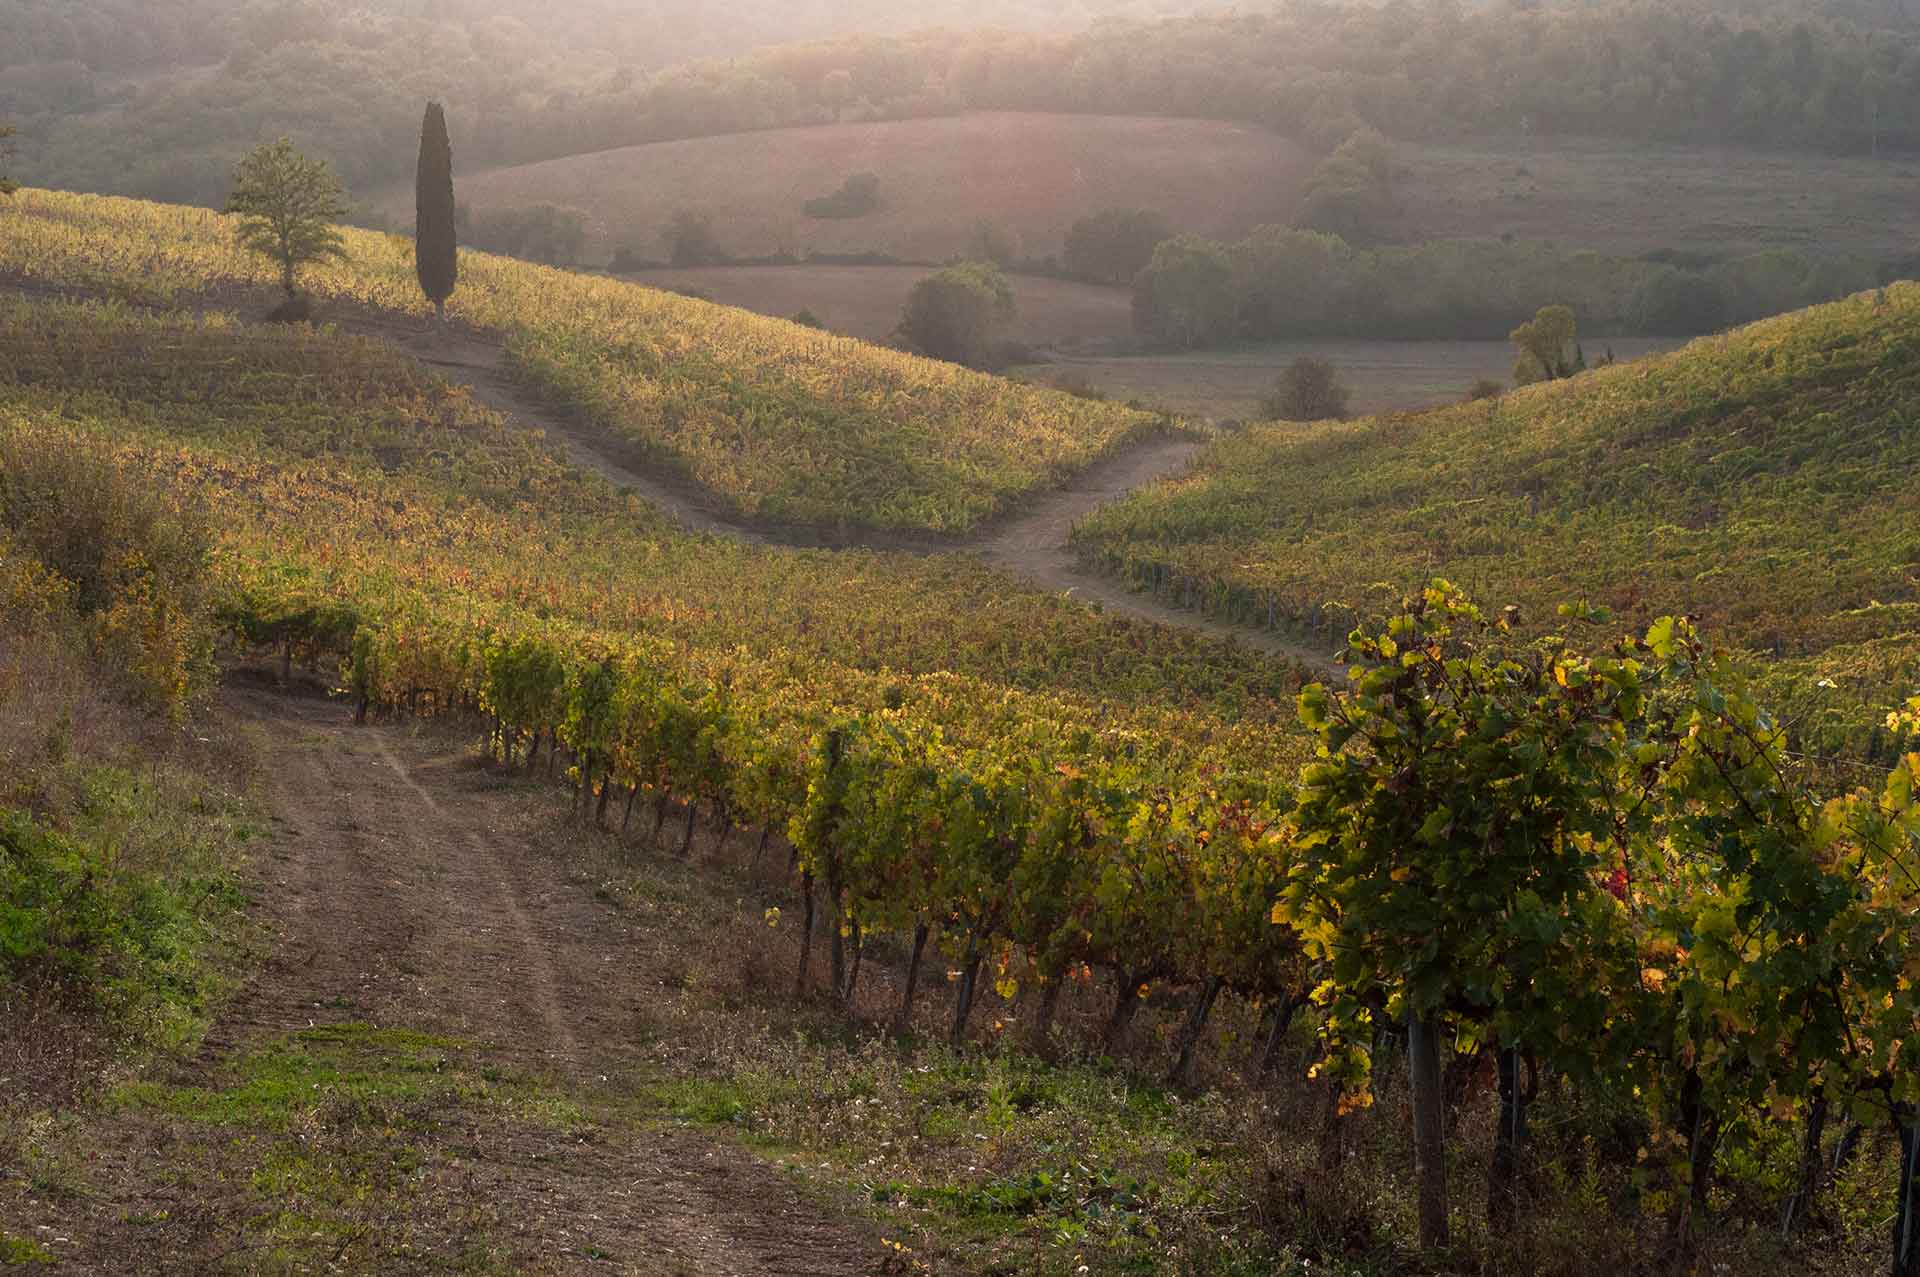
0;188;1163;535
399;112;1311;264
1073;284;1920;758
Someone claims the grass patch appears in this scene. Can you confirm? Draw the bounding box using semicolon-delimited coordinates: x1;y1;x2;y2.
110;1023;583;1133
0;1232;57;1265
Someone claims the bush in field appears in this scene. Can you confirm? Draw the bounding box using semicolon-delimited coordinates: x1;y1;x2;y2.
1065;207;1173;285
967;219;1019;268
462;202;589;266
1465;377;1504;401
897;261;1016;367
663;208;727;266
1261;356;1351;420
1510;304;1582;384
803;172;882;219
0;434;214;716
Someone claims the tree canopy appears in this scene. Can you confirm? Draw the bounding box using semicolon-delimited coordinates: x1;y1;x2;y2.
415;101;458;317
7;1;1920;210
223;137;348;297
897;261;1017;368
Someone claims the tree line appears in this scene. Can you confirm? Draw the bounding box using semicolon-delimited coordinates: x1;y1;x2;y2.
7;1;1920;210
1131;226;1888;346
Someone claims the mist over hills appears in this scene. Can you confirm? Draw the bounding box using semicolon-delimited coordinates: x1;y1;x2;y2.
6;0;1920;211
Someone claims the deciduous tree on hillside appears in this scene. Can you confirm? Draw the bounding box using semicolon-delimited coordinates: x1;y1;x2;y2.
415;101;458;320
1510;304;1583;384
897;261;1016;368
223;138;348;299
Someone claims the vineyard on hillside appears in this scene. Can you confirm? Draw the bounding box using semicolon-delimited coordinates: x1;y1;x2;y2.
1074;284;1920;766
8;238;1920;1269
0;189;1165;534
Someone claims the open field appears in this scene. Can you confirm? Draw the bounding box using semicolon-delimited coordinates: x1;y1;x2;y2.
384;112;1312;264
628;262;1136;347
1021;336;1686;421
1392;139;1920;265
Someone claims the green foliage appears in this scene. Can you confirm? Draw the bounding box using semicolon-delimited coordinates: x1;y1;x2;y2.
0;425;216;715
801;172;882;220
967;218;1020;269
1296;128;1397;245
662;208;726;267
414;101;458;315
0;786;245;1056
1064;208;1174;287
223;138;349;298
1075;282;1920;765
462;201;588;266
1130;229;1871;347
0;121;16;197
1260;357;1350;422
1132;235;1236;350
15;0;1920;214
1510;304;1580;385
2;189;1165;536
897;260;1017;368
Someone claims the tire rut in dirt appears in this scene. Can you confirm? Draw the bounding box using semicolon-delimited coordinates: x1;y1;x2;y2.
202;685;883;1275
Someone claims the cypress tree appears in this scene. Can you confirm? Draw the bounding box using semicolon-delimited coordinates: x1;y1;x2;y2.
415;101;457;320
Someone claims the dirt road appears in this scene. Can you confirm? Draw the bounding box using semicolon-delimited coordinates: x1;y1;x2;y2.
19;682;882;1276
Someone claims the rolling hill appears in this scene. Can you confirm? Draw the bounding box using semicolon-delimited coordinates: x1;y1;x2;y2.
384;112;1313;265
0;187;1164;535
1072;285;1920;760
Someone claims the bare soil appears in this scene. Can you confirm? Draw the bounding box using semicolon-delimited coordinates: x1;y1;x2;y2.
3;681;885;1275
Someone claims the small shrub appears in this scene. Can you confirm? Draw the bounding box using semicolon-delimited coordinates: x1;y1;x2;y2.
1261;357;1351;421
0;433;215;716
791;308;826;329
896;261;1017;368
1465;377;1504;401
462;202;590;266
802;172;882;220
663;209;727;267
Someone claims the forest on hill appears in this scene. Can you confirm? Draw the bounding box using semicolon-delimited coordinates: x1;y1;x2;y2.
6;0;1920;209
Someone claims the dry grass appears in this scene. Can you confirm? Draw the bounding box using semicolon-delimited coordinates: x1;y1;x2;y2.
385;112;1312;264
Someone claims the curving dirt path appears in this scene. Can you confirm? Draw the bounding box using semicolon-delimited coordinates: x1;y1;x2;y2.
357;315;1337;673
